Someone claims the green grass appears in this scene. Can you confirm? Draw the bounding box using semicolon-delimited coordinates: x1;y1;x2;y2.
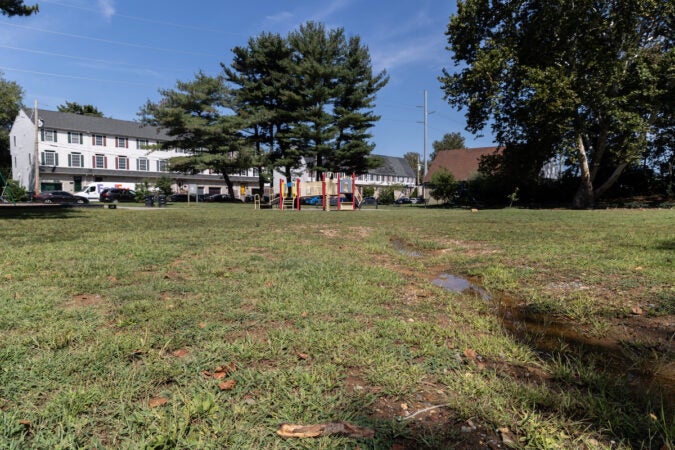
0;205;673;449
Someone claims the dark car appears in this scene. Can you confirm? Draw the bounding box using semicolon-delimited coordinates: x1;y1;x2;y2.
35;191;89;204
360;196;377;206
169;193;209;202
207;193;231;202
395;197;412;204
100;188;136;203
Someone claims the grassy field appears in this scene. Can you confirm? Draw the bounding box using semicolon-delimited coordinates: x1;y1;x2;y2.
0;204;673;449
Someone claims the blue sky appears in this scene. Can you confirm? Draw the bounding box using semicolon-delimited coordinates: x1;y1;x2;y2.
0;0;496;160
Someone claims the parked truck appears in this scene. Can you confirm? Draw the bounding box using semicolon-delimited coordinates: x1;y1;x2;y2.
75;182;136;201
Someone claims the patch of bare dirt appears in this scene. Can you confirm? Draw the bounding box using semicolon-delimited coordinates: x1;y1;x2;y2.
63;294;106;309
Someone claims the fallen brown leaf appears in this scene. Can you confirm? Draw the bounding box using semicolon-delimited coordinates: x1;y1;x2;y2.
277;421;375;439
297;352;309;360
218;379;237;391
172;349;189;358
148;397;168;408
463;348;477;360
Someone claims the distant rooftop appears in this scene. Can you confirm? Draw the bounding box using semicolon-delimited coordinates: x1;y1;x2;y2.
29;109;172;141
424;147;501;182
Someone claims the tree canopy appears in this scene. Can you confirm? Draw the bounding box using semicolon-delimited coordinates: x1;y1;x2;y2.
57;102;104;117
0;71;24;168
440;0;674;208
431;132;466;161
224;21;388;182
0;0;38;16
138;71;249;198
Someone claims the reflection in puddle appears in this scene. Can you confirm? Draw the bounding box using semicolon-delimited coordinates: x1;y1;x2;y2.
431;272;674;404
391;238;423;257
432;273;490;300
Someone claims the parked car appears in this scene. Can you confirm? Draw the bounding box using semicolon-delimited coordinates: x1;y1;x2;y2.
360;196;377;206
35;191;89;204
168;193;210;202
410;196;426;204
395;197;412;204
99;188;136;203
206;194;231;202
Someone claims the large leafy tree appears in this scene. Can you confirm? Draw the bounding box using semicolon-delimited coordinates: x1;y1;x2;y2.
0;71;24;168
57;101;103;117
1;0;38;16
431;132;465;161
139;71;250;198
440;0;674;208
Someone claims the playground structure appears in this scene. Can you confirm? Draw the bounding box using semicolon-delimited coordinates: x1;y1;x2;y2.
253;173;363;211
0;172;16;205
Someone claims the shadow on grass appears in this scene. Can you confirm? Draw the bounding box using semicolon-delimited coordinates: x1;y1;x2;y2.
0;204;100;219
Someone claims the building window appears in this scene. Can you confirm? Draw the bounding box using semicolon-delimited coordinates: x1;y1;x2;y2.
41;129;57;142
116;156;129;170
156;160;168;172
137;139;149;149
116;137;128;148
68;132;82;144
93;154;107;169
41;150;58;166
137;158;149;171
93;135;106;146
68;153;84;168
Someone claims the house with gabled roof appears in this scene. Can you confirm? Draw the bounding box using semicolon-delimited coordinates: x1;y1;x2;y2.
424;147;502;182
9;108;258;196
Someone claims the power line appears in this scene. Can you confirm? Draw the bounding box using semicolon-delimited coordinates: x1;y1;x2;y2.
0;66;158;87
0;45;176;73
2;22;222;58
40;0;248;37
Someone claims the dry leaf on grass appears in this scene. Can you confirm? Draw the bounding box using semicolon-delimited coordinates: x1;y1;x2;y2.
277;421;375;439
218;379;237;391
148;397;168;408
171;349;189;358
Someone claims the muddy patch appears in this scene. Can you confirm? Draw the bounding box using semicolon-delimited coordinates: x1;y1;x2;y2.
431;272;675;404
432;273;490;300
391;238;423;257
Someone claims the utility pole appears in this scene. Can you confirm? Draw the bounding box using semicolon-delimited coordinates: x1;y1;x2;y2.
33;100;39;195
423;90;428;176
417;91;434;197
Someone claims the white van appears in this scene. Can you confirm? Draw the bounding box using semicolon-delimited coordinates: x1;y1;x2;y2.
75;182;136;201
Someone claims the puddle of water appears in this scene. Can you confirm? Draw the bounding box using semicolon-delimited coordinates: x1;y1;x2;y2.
432;273;491;300
391;238;423;257
431;272;674;404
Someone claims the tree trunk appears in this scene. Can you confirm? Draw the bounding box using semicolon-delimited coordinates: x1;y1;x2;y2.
573;134;594;209
594;163;628;199
221;171;235;198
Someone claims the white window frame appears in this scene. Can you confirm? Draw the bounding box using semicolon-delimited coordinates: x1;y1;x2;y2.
94;135;105;146
68;152;84;168
137;158;149;171
68;132;82;144
117;156;128;170
42;150;58;166
94;154;106;169
156;160;168;172
41;129;57;142
116;137;128;148
136;139;149;149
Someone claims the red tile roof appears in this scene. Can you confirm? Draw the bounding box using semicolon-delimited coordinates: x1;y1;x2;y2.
424;147;502;182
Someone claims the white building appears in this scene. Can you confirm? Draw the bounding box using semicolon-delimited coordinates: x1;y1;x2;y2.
10;108;258;196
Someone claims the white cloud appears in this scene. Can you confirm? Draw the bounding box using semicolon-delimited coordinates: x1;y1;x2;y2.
371;38;445;73
97;0;115;20
265;11;294;23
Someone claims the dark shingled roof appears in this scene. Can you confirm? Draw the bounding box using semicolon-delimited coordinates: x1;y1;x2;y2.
32;109;172;141
368;154;415;178
424;147;501;182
